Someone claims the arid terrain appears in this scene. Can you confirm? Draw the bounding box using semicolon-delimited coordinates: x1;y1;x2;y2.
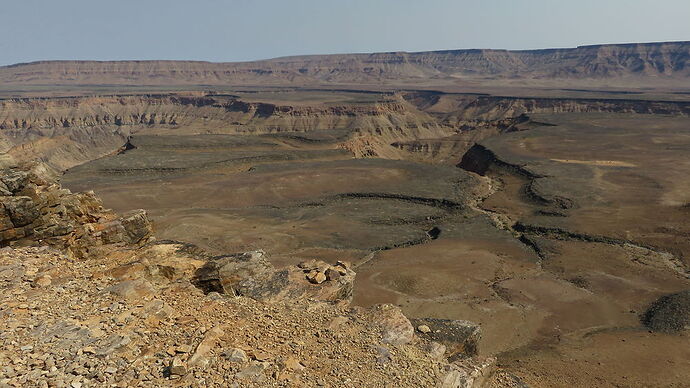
1;42;690;387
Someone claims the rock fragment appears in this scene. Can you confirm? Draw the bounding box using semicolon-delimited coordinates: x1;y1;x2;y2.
222;348;248;363
283;357;305;371
418;324;432;333
306;270;327;284
169;356;187;376
368;304;414;346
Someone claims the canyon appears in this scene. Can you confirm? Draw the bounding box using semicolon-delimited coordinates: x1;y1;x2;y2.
1;42;690;387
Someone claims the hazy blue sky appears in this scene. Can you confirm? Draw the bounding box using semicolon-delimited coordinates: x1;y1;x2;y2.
1;0;689;65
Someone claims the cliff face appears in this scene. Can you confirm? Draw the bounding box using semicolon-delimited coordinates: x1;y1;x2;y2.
2;92;689;171
0;94;446;169
1;42;688;86
0;95;431;133
403;91;690;124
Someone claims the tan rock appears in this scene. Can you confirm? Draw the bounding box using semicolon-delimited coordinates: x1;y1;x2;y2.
283;357;305;372
251;350;270;361
169;356;187;376
33;274;52;287
425;341;447;360
188;325;226;368
222;348;248;363
368;304;415;346
306;270;327;284
418;324;432;333
106;278;156;302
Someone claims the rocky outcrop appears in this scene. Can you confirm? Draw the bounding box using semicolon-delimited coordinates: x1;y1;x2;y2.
404;91;690;124
0;94;445;169
410;318;482;359
0;162;152;257
3;91;688;172
0;95;417;132
193;252;356;303
642;290;690;333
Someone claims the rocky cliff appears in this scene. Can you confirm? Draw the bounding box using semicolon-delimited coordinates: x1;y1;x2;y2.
0;94;447;170
1;42;688;86
3;92;689;172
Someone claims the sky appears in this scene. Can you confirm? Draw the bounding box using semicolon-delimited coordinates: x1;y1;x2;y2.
1;0;689;66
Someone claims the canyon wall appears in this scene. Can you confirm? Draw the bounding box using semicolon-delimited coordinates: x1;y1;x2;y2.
3;92;690;170
1;42;688;86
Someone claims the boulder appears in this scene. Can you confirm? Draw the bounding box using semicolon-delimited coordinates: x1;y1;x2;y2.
437;357;496;388
410;318;481;359
642;290;690;333
169;356;187;376
367;304;415;346
222;348;248;363
193;253;355;304
0;164;152;255
4;196;39;227
106;279;156;302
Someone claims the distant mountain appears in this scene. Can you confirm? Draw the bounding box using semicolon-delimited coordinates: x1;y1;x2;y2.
1;41;688;86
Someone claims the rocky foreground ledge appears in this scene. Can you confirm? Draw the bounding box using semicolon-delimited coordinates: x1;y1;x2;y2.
0;163;509;387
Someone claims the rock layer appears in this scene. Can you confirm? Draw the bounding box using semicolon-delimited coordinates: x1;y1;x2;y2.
1;42;688;86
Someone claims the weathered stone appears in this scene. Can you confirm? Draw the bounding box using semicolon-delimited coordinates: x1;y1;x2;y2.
96;334;132;356
169;356;187;376
33;275;52;287
283;357;305;371
236;361;268;380
1;171;29;193
222;348;248;363
375;346;392;365
418;324;432;334
437;357;496;388
250;350;270;362
119;209;153;244
306;270;327;284
297;260;319;270
194;254;355;304
410;318;481;358
0;164;151;254
5;197;39;227
368;304;414;346
325;268;341;281
188;325;226;368
194;250;274;295
106;279;156;302
425;341;447;361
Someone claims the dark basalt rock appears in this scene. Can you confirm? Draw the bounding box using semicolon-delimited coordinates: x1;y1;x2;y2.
642;290;690;333
410;318;481;359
